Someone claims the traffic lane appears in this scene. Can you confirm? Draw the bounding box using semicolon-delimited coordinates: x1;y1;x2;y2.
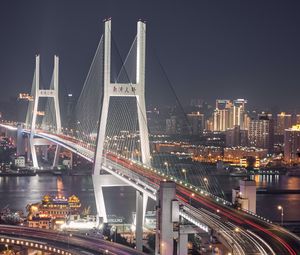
0;226;144;255
0;227;136;255
176;187;297;255
230;205;300;254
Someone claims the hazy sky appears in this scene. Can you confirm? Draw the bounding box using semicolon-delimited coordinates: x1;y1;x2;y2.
0;0;300;111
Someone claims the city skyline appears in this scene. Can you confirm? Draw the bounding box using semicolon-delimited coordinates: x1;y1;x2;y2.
1;8;300;254
0;1;300;110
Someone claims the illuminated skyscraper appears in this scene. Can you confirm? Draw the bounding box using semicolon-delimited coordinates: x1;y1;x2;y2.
232;99;247;129
248;114;274;153
205;116;214;131
295;114;300;125
187;112;204;135
284;125;300;164
166;116;177;135
213;99;248;132
213;99;232;131
225;125;248;147
276;112;292;135
64;93;75;127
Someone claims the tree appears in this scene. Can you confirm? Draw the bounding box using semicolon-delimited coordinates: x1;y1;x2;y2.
246;156;256;170
147;233;156;250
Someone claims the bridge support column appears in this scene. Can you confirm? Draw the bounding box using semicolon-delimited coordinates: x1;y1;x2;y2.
30;139;39;168
177;225;205;255
232;179;256;214
41;145;48;161
143;193;148;224
155;181;179;255
68;152;73;169
17;124;26;156
26;136;31;162
178;233;188;255
52;145;61;168
136;190;143;251
92;174;129;225
4;128;8;138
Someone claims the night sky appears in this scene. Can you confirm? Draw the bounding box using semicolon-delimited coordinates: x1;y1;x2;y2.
0;0;300;111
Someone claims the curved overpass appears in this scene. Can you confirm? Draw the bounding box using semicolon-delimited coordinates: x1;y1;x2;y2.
0;225;144;255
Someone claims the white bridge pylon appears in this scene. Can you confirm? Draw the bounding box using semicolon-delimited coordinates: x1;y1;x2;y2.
93;19;151;174
29;55;61;169
93;20;151;251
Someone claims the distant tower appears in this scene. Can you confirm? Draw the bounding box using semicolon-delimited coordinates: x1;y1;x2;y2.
29;55;61;168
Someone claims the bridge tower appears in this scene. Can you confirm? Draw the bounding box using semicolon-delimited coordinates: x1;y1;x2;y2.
93;19;151;173
29;55;61;168
92;19;151;251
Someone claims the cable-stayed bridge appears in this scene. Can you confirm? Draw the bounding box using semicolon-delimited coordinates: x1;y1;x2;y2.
1;19;300;255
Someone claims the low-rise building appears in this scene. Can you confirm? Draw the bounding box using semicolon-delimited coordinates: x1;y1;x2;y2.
27;217;52;229
224;147;268;164
26;194;81;230
14;156;25;168
240;157;260;168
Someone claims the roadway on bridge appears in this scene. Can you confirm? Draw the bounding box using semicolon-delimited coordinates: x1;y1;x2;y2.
0;225;144;255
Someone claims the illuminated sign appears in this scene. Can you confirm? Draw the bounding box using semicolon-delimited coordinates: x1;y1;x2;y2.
18;93;33;101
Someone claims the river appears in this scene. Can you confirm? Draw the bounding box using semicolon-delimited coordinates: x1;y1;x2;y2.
0;173;299;223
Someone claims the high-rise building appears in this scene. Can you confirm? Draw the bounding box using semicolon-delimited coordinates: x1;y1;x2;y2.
248;114;274;153
213;99;248;132
187;112;204;135
258;112;272;120
275;112;292;144
243;113;251;131
284;125;300;164
213;100;232;131
232;99;247;129
64;93;75;128
225;125;248;147
276;112;292;135
295;114;300;125
147;107;163;134
166;116;177;135
190;98;204;108
205;116;214;131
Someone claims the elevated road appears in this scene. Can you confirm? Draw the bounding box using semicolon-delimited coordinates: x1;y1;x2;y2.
0;225;144;255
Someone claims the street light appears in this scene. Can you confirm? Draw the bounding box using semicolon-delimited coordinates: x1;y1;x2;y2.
164;161;169;175
182;168;187;181
66;233;72;249
209;244;213;255
189;193;195;205
203;177;208;190
278;205;284;226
